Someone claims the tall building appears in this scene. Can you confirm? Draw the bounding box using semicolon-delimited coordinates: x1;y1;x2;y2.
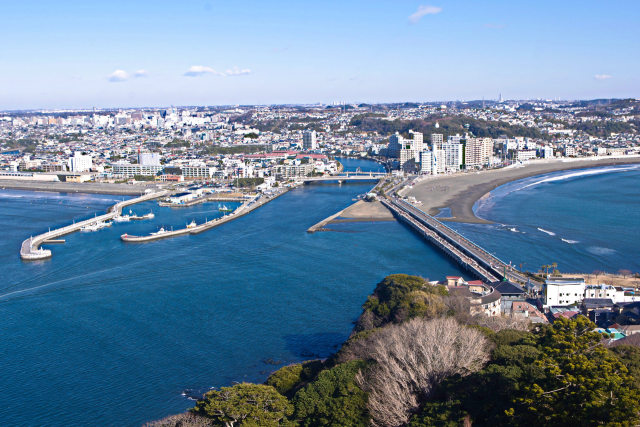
465;137;493;167
302;130;317;150
442;135;463;172
431;133;444;149
68;151;92;172
387;131;423;167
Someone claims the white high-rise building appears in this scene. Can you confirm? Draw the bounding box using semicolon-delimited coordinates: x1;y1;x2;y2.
431;133;444;149
419;150;432;174
388;131;423;167
68;151;92;172
303;130;317;150
465;138;493;167
442;136;463;172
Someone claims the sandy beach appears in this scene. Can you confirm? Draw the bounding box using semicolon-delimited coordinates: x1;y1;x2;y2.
0;180;163;195
404;156;640;224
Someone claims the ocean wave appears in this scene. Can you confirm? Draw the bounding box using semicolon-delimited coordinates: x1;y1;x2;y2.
561;238;579;244
519;165;639;190
537;227;556;236
508;227;519;233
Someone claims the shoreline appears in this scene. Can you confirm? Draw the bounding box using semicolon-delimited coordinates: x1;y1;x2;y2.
0;180;162;196
406;156;640;224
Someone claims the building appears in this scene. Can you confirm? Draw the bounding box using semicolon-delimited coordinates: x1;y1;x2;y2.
139;151;161;166
544;277;586;308
419;150;432;174
516;149;537;162
388;131;424;167
442;138;464;172
112;162;163;177
465;137;493;167
302;130;317;150
68;151;92;172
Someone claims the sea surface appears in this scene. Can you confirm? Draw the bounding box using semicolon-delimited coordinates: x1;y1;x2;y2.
0;159;465;426
448;163;640;275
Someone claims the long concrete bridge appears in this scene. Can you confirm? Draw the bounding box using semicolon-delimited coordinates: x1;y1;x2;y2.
301;172;388;182
20;190;168;260
381;196;540;287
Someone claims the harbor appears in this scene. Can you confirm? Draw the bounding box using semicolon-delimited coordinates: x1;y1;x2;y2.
19;190;168;260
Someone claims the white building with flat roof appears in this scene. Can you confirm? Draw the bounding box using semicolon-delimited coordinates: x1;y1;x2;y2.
544;277;586;308
68;151;92;172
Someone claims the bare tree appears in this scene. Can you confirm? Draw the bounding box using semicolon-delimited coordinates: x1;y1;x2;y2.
353;317;489;427
619;269;633;279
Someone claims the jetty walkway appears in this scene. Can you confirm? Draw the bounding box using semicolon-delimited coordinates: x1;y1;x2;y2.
381;196;540;286
302;172;387;183
121;187;291;243
20;190;168;260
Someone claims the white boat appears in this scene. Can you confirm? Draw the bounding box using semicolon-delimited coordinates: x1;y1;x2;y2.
143;212;155;219
186;220;197;229
114;215;131;222
150;227;167;236
80;223;99;232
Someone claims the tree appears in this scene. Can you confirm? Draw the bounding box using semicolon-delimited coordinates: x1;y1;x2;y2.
352;317;489;427
192;383;293;427
619;269;633;278
509;317;640;425
292;360;369;426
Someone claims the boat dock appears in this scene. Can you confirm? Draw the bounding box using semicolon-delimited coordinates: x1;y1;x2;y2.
380;196;540;287
157;192;249;208
20;190;169;260
121;187;290;243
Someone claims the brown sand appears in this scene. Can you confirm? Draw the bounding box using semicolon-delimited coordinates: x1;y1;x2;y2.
405;156;640;224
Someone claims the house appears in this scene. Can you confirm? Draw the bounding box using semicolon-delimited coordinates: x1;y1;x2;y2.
511;301;548;323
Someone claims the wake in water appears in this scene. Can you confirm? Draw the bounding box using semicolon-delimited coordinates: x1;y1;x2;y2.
561;238;579;244
537;227;556;236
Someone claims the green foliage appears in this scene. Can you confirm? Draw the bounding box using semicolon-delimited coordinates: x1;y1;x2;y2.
266;360;324;398
292;360;369;426
165;138;191;148
191;383;293;426
244;132;259;139
357;274;447;330
412;317;640;426
133;174;155;181
234;177;264;188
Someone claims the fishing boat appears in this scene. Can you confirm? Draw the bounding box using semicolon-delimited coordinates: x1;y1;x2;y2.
186;220;197;229
113;214;131;222
218;204;233;213
150;227;167;236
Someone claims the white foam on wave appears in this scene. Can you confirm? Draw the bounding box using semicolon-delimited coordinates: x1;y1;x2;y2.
537;227;556;236
519;165;640;190
561;238;579;244
587;246;616;255
508;227;519;233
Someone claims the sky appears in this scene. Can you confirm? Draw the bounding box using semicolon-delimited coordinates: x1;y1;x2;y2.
0;0;638;109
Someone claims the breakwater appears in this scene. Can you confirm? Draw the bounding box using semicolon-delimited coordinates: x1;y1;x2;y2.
20;190;168;260
121;187;291;243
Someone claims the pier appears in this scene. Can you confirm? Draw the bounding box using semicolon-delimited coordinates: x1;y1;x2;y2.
20;190;169;260
157;192;249;208
301;172;387;183
121;187;291;243
381;196;541;287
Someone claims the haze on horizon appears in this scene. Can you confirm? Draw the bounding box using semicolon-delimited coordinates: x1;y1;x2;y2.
1;0;638;110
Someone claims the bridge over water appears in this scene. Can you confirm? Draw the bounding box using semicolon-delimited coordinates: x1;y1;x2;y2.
301;172;388;182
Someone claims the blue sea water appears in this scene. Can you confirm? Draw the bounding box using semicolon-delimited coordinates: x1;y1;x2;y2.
0;159;465;426
448;164;640;274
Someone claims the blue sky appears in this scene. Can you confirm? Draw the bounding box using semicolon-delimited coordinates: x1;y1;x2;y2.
1;0;638;109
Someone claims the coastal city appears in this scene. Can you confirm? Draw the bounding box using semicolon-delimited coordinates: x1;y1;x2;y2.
3;0;640;426
2;99;639;186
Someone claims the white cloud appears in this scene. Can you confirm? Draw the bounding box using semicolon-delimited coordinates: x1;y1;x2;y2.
184;65;224;77
408;5;442;24
225;66;252;76
184;65;251;77
108;69;129;82
134;69;148;78
594;74;612;80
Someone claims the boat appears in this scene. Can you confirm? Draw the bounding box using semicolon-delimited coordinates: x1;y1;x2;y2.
113;214;131;222
80;221;110;232
218;204;233;213
150;227;167;236
186;220;197;229
130;212;155;221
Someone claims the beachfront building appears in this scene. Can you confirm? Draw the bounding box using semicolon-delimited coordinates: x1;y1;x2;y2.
465;137;493;168
387;131;424;167
442;137;464;172
544;277;586;308
112;162;163;177
68;151;92;172
516;149;537;162
419;150;432;174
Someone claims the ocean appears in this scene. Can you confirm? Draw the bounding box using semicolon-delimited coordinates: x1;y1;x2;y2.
448;163;640;275
0;159;465;426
